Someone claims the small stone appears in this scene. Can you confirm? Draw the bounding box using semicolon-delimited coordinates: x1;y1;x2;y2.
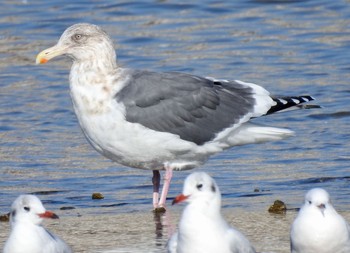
268;200;287;214
0;213;10;222
92;193;104;199
60;206;76;210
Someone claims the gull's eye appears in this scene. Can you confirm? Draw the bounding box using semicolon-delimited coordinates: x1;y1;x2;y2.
73;34;83;41
308;200;312;204
196;184;203;190
23;206;30;212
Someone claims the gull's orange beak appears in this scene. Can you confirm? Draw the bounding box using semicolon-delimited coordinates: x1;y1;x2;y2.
172;194;189;205
35;45;66;65
38;211;59;219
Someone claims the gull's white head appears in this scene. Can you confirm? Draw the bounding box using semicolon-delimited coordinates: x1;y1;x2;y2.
303;188;331;215
10;195;58;226
36;23;116;65
172;172;221;207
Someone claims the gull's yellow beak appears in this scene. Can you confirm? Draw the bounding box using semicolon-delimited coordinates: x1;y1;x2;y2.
35;45;66;64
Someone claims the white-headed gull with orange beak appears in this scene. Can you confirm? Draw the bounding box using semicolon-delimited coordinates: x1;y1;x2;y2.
290;188;350;253
3;194;72;253
168;172;256;253
36;23;318;211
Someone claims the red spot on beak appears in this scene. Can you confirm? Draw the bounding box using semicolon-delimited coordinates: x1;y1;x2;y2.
40;58;48;64
38;211;59;219
172;194;189;205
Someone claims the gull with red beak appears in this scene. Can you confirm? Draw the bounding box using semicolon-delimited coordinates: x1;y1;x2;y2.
168;172;256;253
3;195;72;253
290;188;350;253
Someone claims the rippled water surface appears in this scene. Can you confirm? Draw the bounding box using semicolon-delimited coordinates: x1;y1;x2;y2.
1;0;350;252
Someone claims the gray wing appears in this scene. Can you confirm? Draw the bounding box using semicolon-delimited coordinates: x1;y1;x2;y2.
167;232;178;253
227;228;256;253
44;229;73;253
115;71;257;145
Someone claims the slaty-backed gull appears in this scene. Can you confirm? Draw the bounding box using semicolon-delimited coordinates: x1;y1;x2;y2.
36;23;316;211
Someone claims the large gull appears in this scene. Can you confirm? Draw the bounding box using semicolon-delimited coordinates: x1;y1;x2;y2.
168;172;256;253
290;188;350;253
36;23;316;211
3;195;72;253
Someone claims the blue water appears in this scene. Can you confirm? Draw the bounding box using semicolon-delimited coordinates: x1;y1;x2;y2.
1;0;350;218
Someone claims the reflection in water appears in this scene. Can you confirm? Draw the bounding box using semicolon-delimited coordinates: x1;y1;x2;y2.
153;210;177;250
153;212;164;247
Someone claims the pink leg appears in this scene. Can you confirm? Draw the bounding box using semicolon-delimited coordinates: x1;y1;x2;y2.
152;170;160;209
158;165;173;208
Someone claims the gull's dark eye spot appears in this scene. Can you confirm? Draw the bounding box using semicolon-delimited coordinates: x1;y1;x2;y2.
211;184;216;193
73;34;83;41
11;210;16;217
23;206;30;212
308;201;312;204
196;184;203;190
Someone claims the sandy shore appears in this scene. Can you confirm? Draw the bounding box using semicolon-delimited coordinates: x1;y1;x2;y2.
1;207;349;253
3;207;348;253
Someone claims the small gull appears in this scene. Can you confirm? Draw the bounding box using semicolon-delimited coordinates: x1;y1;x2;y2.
36;23;317;210
168;172;256;253
3;194;73;253
290;188;350;253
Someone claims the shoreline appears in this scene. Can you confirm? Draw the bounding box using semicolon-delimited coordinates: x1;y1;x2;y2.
4;207;347;253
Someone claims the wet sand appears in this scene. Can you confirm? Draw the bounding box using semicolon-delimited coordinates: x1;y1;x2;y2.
2;207;349;253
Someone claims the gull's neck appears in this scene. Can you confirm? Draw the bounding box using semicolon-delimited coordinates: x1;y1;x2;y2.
179;198;225;250
68;56;128;117
185;197;222;220
71;57;117;79
69;45;123;91
11;220;41;230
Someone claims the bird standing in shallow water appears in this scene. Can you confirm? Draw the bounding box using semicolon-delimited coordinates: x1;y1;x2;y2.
3;194;72;253
290;188;350;253
168;172;256;253
36;23;316;211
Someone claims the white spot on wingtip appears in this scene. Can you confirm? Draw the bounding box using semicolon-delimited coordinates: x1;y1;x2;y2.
279;99;288;105
292;98;300;104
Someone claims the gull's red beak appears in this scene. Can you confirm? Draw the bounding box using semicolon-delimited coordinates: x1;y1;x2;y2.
172;194;189;205
38;211;59;219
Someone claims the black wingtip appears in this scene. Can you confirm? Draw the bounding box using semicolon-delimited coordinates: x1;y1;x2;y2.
267;95;320;115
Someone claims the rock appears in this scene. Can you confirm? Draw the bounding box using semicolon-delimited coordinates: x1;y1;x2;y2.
60;206;76;210
0;213;10;222
268;200;287;214
92;193;104;199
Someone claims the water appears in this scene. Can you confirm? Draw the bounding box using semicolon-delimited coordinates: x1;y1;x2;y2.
0;0;350;252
